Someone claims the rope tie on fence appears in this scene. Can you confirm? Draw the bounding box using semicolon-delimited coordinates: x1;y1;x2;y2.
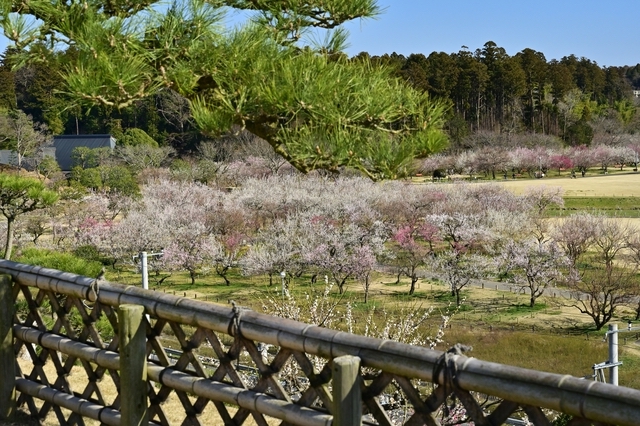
82;267;105;310
228;300;249;337
433;343;472;417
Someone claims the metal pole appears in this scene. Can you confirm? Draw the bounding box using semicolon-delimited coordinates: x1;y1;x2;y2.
141;251;148;291
609;323;618;386
280;271;286;302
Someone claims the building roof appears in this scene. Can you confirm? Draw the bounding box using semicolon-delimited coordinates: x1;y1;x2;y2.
52;134;116;171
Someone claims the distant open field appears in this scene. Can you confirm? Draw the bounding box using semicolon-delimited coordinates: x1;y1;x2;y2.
495;172;640;197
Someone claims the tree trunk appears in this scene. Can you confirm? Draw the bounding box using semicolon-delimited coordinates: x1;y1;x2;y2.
221;274;230;286
216;266;230;286
409;276;418;295
530;295;536;307
363;276;369;304
3;219;14;260
190;270;196;286
338;278;348;294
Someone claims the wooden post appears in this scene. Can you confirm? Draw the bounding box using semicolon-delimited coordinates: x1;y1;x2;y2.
332;355;361;426
118;304;148;426
0;275;15;421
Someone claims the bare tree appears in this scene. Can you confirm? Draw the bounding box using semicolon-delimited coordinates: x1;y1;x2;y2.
558;215;638;330
231;130;292;175
113;145;175;171
552;213;600;267
157;89;192;134
565;266;638;331
0;110;51;171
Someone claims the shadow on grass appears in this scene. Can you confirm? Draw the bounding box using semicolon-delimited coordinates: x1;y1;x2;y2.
0;410;40;426
503;303;549;315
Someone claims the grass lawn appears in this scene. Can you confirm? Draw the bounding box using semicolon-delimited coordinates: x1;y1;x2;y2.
494;169;640;197
549;197;640;217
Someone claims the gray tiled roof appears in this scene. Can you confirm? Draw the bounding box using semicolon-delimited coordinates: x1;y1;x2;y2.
53;134;116;171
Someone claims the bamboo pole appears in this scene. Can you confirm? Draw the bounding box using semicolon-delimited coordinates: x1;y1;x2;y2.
15;378;122;426
0;261;97;301
332;356;361;426
119;304;148;426
0;274;15;421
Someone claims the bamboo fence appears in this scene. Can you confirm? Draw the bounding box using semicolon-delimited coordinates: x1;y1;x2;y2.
2;259;640;426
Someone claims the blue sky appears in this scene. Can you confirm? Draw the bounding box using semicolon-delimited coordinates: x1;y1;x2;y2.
340;0;638;67
1;0;637;67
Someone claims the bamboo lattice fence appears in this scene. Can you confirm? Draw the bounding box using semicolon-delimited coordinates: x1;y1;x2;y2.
1;259;640;426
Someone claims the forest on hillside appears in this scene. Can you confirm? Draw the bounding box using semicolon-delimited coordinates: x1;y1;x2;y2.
1;40;639;157
356;43;640;150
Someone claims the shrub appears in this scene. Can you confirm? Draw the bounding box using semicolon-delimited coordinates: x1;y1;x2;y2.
72;245;104;264
17;247;103;277
118;128;159;147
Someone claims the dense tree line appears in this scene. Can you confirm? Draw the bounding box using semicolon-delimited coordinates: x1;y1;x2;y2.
0;47;205;152
356;42;640;148
1;38;639;163
418;142;640;180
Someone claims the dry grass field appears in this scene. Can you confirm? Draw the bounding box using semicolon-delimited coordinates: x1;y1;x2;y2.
492;171;640;197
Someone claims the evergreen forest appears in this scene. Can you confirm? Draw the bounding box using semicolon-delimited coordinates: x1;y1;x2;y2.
1;40;639;159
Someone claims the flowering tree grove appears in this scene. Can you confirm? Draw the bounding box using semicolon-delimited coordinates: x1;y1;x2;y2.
498;238;568;307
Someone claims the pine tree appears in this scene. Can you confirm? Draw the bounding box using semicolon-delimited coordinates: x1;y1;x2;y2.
1;0;449;179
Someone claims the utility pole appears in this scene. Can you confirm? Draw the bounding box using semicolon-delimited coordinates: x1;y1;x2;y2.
609;323;619;386
132;251;164;290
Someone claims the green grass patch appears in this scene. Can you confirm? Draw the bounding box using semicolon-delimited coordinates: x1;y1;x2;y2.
382;280;406;287
503;303;549;315
16;247;104;277
547;197;640;217
430;290;468;303
350;299;383;311
444;328;608;380
619;351;640;389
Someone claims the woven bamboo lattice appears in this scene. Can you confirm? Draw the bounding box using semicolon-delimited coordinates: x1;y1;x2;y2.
4;260;640;426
